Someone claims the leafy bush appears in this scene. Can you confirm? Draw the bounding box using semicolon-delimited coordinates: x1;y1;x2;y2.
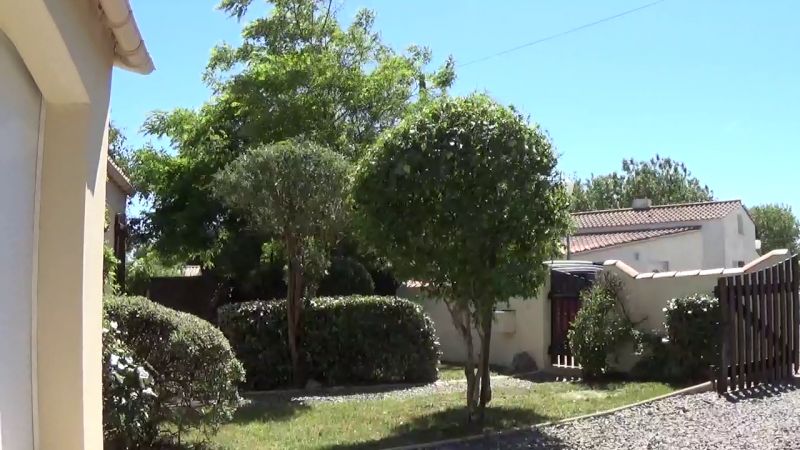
104;295;245;440
568;273;633;378
218;296;441;389
317;257;375;296
102;318;158;449
632;293;720;382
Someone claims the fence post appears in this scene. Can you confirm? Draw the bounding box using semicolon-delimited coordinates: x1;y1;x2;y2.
718;277;729;394
792;255;799;374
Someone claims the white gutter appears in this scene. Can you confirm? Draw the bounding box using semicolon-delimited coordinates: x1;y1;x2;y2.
98;0;154;74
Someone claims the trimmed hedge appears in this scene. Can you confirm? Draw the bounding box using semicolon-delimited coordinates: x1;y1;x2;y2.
104;295;245;440
218;296;441;390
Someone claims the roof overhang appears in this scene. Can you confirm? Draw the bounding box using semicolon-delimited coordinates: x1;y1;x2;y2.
98;0;154;74
107;159;135;196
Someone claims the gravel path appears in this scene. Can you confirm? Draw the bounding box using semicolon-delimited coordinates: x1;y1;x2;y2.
435;384;800;450
247;376;538;405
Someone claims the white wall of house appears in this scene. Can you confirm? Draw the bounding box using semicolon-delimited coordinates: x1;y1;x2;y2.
722;208;759;267
575;230;703;273
0;29;41;450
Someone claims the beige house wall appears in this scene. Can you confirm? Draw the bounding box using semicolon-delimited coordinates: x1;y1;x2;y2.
576;230;703;273
0;0;117;448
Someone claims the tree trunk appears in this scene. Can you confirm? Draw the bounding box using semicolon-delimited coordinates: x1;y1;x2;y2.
445;301;480;422
286;239;306;387
476;310;493;425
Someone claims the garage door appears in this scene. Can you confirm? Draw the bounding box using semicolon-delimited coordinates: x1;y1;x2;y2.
0;30;40;450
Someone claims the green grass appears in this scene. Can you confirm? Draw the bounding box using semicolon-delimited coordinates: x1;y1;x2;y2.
437;362;503;381
189;381;673;450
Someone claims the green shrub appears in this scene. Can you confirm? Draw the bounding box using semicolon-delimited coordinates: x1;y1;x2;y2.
632;293;720;382
568;273;633;378
104;295;245;441
218;296;441;389
102;318;158;449
318;257;375;296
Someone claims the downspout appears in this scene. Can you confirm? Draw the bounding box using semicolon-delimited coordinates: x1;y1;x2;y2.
98;0;154;74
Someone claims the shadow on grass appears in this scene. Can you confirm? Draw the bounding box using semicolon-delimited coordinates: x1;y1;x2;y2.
231;397;312;424
320;406;562;450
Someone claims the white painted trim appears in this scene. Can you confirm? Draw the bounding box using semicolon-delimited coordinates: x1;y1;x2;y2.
30;96;45;450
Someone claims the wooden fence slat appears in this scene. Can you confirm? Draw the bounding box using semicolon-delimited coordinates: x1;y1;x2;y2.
761;268;769;382
793;255;800;374
770;265;779;382
744;273;753;388
739;275;748;389
780;260;789;378
750;272;761;385
717;277;730;394
784;259;793;377
764;267;773;382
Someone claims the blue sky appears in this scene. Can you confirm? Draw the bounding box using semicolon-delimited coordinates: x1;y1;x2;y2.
112;0;800;213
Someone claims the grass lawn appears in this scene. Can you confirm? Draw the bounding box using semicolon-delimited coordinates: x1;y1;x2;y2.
437;362;503;381
191;381;674;449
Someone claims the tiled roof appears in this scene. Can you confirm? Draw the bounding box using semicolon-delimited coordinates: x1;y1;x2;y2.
573;200;742;230
570;227;701;253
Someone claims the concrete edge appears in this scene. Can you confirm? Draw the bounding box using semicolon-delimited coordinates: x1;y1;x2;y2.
385;381;712;450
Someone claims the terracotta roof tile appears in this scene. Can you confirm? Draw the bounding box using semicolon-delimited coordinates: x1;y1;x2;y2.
569;227;700;253
573;200;742;230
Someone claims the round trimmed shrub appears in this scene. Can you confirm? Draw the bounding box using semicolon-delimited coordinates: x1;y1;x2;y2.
104;295;245;439
218;296;441;389
317;257;375;296
102;318;158;449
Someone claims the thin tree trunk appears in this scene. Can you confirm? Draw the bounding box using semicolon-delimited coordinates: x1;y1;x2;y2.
286;238;307;387
445;301;479;422
476;310;493;424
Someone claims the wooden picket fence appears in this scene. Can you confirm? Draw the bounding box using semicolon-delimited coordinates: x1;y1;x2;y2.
715;255;800;394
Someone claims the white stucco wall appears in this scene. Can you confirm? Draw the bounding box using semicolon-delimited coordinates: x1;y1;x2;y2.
722;208;759;267
575;230;704;273
0;29;41;450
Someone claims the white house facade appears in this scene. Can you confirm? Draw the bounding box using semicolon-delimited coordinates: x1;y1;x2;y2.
570;200;760;272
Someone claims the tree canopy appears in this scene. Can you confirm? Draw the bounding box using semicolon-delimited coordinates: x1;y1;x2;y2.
750;204;800;254
353;94;571;421
571;156;713;211
132;0;455;295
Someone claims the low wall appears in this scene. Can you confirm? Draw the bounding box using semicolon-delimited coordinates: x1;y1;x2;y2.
398;250;792;374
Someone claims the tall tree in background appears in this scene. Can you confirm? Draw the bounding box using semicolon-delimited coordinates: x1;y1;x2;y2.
353;95;571;423
571;155;713;211
215;140;350;385
133;0;455;294
750;204;800;254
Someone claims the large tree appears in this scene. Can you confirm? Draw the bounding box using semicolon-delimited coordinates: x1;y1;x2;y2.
353;94;571;423
571;155;713;211
133;0;454;294
215;140;349;385
750;204;800;254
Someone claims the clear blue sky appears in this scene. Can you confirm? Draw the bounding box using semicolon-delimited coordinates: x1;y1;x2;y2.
112;0;800;213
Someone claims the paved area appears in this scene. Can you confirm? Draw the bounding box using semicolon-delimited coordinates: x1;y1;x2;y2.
435;384;800;450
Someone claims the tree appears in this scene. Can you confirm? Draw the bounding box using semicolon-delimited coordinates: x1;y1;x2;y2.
571;156;713;211
750;204;800;254
353;94;571;422
108;122;135;175
215;140;350;385
133;0;454;296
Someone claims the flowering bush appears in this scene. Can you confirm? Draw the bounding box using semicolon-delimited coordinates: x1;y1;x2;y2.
102;319;158;449
663;293;721;379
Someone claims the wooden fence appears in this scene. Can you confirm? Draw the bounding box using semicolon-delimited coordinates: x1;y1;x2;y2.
715;255;799;394
548;269;593;367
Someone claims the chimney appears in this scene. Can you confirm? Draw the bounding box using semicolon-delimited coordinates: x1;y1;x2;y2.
632;198;652;210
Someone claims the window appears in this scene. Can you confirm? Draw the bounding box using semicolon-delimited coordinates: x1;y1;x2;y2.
737;214;744;235
736;260;745;268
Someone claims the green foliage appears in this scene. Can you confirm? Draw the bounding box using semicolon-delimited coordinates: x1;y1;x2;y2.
102;318;158;449
104;295;245;441
353;93;571;308
571;155;713;211
568;273;633;378
133;0;455;284
318;257;375;296
108;122;135;176
750;204;800;254
218;296;441;389
103;244;121;294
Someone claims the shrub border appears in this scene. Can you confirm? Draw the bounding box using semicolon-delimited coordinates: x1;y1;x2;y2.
385;381;713;450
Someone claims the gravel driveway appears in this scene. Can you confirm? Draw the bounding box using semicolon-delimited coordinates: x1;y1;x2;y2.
435;383;800;450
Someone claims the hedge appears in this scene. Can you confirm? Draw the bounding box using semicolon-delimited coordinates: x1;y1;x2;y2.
218;296;441;389
104;295;245;440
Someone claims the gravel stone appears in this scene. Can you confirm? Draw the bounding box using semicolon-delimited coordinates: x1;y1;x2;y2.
435;384;800;450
